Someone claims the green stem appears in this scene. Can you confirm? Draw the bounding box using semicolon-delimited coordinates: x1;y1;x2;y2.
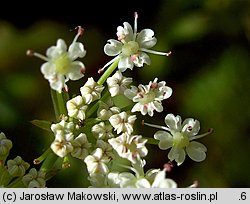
6;177;25;188
51;90;68;120
0;165;10;186
40;152;58;172
56;92;67;117
86;90;110;118
50;89;60;119
145;137;159;145
97;58;119;85
34;148;52;165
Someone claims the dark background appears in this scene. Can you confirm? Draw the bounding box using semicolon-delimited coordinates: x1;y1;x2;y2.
0;0;250;187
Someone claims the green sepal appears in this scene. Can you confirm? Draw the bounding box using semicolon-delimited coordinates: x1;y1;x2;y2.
30;119;52;132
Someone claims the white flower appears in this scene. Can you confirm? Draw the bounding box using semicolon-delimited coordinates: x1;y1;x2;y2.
92;122;114;140
28;27;86;93
109;112;137;134
51;119;75;136
80;77;104;104
66;95;88;120
102;12;171;72
146;114;212;165
149;170;177;188
107;71;132;97
97;100;120;120
124;78;172;116
71;133;91;160
50;133;74;157
110;160;177;188
96;140;115;161
118;170;177;188
108;132;148;164
84;148;110;175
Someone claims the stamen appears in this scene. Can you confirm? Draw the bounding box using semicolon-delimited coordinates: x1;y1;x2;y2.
98;68;104;74
72;26;84;44
62;156;71;168
63;85;69;93
26;49;34;57
141;120;145;125
190;128;214;140
163;161;174;172
143;121;170;131
133;12;138;41
166;51;172;56
33;148;51;165
99;56;120;73
80;67;86;75
140;48;172;56
26;49;49;61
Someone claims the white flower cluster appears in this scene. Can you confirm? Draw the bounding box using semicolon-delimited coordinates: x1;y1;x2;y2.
26;12;212;188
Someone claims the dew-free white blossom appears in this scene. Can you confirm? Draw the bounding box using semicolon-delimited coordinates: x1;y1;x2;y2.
124;78;172;116
80;77;104;104
97;100;120;120
66;95;88;120
108;132;148;164
108;160;177;188
117;170;177;188
109;112;137;134
29;27;86;93
51;119;75;137
71;133;91;160
149;113;212;165
50;133;74;158
103;12;171;72
107;70;133;97
92;122;114;140
84;148;110;175
96;140;115;161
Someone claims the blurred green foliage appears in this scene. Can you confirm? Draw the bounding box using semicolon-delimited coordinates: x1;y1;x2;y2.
0;0;249;187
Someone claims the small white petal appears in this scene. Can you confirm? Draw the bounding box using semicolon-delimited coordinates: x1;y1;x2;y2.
68;42;86;60
154;131;173;150
133;52;151;67
104;39;122;56
168;147;186;166
137;29;157;48
116;22;133;42
152;101;163;113
40;62;56;79
165;114;182;132
49;74;65;93
182;119;200;136
46;39;67;59
124;86;138;100
135;178;151;188
67;61;85;80
186;141;207;162
118;56;134;71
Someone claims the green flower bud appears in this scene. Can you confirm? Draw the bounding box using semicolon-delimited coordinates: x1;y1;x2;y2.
7;156;30;177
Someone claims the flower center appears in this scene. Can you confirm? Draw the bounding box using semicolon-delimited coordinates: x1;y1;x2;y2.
54;53;70;75
172;132;189;148
122;41;139;56
140;91;155;104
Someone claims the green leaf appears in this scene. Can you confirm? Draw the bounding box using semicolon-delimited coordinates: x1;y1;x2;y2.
30;120;52;132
